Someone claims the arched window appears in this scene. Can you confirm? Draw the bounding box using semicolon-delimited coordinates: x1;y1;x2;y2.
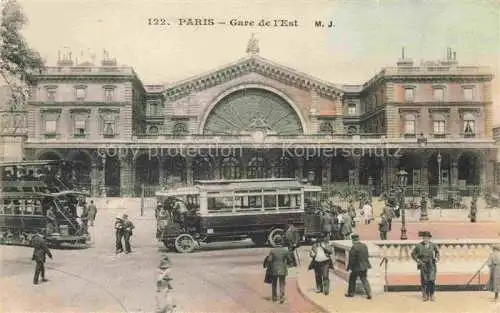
319;121;334;134
404;114;415;135
220;156;241;179
247;156;268;179
172;122;188;136
192;156;213;181
148;125;158;134
463;113;475;135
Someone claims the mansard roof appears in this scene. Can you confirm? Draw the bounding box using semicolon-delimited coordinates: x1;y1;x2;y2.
164;55;345;101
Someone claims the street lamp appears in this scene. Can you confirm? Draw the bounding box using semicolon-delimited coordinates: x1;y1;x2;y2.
437;152;442;197
396;169;409;240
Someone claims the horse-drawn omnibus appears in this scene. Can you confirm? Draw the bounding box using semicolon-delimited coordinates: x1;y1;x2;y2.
0;160;89;247
155;178;322;253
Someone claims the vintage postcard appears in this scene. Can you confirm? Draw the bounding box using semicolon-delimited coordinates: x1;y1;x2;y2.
1;0;499;312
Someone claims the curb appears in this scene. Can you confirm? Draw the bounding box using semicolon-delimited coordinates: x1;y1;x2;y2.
295;269;331;313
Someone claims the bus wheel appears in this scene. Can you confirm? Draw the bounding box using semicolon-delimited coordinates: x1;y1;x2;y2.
268;228;284;247
174;234;196;253
251;235;267;246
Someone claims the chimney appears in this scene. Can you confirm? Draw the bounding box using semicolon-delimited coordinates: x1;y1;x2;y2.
101;49;117;66
397;47;413;67
57;50;74;66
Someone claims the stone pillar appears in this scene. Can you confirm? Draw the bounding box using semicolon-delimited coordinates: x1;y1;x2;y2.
451;157;459;188
450;108;460;138
295;157;304;180
91;162;99;197
351;157;360;185
421;157;429;192
120;156;132;196
322;156;332;184
185;156;193;185
159;156;166;186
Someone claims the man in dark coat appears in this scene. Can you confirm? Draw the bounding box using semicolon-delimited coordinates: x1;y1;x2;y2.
285;223;300;266
411;231;440;302
378;213;390;240
122;214;135;254
320;210;334;240
309;235;334;295
31;233;53;285
115;216;124;253
469;196;478;223
264;235;294;303
345;234;372;299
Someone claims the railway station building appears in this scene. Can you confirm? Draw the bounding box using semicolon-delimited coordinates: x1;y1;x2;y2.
0;38;497;197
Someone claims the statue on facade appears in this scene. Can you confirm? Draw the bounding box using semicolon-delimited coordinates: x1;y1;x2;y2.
246;33;259;55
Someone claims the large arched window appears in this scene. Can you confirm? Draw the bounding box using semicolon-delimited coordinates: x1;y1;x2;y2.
220;156;241;179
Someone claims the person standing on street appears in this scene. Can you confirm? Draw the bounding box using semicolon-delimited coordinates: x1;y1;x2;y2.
469;196;478;223
411;231;440;302
345;234;372;299
383;204;394;231
31;233;53;285
378;213;390;240
362;201;373;225
487;245;500;301
122;214;135;254
88;200;97;226
115;216;124;253
320;210;334;240
80;201;89;234
340;210;353;240
285;222;300;266
309;235;334;295
263;235;294;304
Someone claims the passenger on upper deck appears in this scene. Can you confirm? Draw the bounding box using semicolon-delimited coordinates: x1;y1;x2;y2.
3;170;14;180
26;170;35;180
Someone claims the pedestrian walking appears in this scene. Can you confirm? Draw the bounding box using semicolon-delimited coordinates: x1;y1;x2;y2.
263;235;294;304
411;231;440;302
308;235;334;295
362;201;373;224
320;210;334;240
31;233;53;285
383;204;394;231
345;234;372;299
88;200;97;226
340;210;353;240
156;254;175;313
122;214;135;254
469;196;478;223
285;222;300;266
80;201;89;234
115;216;124;253
378;213;389;240
487;245;500;301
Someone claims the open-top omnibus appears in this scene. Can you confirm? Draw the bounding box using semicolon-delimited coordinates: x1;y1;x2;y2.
155;178;322;253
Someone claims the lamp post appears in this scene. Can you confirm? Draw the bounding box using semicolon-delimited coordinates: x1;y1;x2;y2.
397;169;409;240
437;152;442;197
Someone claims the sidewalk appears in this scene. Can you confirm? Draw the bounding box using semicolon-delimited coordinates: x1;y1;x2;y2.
296;267;500;313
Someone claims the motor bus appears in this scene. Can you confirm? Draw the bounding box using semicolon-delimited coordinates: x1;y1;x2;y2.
155;178;322;253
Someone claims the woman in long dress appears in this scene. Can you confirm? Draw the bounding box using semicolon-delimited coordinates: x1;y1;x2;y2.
487;245;500;300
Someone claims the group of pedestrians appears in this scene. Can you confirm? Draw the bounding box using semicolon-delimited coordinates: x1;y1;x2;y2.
115;214;135;254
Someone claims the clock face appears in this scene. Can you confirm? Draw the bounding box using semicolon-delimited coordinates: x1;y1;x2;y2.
203;88;303;135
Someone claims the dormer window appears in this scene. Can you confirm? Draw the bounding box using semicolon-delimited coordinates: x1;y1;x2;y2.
463;87;475;101
404;87;415;102
75;86;87;100
347;103;356;116
433;87;444;102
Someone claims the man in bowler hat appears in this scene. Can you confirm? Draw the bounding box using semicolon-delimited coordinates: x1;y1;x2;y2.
31;233;53;285
264;235;294;303
411;231;440;301
345;234;372;299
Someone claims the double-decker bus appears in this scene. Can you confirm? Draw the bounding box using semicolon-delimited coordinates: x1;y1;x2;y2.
155;178;322;253
0;160;89;247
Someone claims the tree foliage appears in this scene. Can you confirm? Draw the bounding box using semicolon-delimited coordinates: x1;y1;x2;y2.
0;0;44;110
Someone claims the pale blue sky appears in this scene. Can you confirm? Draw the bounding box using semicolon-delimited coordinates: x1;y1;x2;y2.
16;0;500;120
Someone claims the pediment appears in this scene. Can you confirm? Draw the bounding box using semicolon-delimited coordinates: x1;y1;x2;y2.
165;55;343;101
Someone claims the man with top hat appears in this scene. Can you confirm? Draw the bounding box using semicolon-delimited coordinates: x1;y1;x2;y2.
345;233;372;299
114;216;124;253
263;235;294;304
411;231;440;301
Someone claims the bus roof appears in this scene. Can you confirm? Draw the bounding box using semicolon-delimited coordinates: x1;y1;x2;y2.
0;160;60;168
156;186;200;198
38;190;89;198
194;178;297;185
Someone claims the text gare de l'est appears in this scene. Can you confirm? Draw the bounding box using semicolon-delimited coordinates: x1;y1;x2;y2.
178;18;299;27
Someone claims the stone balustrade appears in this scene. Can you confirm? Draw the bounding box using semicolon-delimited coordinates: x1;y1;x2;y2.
330;239;500;294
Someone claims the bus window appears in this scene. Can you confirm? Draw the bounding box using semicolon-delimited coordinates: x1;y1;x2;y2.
278;194;300;210
207;197;233;212
248;195;262;210
264;195;277;211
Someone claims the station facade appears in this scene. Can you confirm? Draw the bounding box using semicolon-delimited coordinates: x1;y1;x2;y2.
1;40;497;197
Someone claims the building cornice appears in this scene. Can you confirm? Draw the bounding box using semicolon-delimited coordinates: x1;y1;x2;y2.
164;55;344;101
27;101;129;107
386;101;489;107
